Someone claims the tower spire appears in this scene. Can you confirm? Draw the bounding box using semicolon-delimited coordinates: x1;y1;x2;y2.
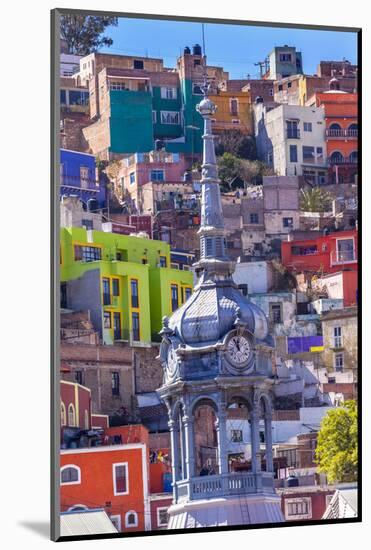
196;82;233;277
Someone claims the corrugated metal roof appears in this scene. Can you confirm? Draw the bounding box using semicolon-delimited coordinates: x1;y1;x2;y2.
60;509;118;537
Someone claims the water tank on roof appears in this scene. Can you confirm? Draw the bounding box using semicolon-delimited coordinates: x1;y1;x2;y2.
183;171;192;182
193;44;202;56
87;197;99;212
184;46;191;55
255;96;264;104
286;474;299;487
155;139;165;151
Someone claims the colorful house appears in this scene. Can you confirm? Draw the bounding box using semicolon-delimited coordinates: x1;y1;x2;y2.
307;91;358;184
60;149;106;207
208;90;252;135
281;229;358;275
60;227;193;345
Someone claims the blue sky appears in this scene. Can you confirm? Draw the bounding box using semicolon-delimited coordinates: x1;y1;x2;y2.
101;17;358;79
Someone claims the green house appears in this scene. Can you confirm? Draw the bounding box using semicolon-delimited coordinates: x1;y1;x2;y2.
60;227;193;345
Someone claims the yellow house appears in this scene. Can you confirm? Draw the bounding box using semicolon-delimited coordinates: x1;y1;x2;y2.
208;90;252;135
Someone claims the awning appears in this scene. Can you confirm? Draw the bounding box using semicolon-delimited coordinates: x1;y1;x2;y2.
60;509;118;537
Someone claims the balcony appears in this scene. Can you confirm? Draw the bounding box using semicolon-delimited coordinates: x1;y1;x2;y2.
175;471;274;501
326;129;358;139
60;174;100;191
286;129;300;139
330;249;357;265
328;155;358;165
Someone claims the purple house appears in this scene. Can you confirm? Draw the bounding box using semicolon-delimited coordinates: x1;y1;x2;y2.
60;149;106;208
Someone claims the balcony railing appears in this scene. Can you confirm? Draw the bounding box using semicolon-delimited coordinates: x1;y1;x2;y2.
326;129;358;138
286;129;300;139
175;471;274;501
328;155;358;165
60;174;100;190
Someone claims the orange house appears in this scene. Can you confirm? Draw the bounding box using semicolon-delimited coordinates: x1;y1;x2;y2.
308;91;358;184
60;442;150;533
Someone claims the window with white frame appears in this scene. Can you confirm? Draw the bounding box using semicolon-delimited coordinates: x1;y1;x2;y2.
113;463;129;495
68;404;76;426
125;510;138;527
61;465;81;485
129;172;135;185
334;352;344;372
80;166;89;188
303;122;312;132
61;402;66;426
333;326;342;348
161;87;177;99
109;81;128;91
157;507;169;527
110;515;121;531
150;170;165;182
285;497;312;520
161;111;180;125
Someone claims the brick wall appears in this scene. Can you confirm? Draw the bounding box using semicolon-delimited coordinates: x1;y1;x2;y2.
134;345;163;393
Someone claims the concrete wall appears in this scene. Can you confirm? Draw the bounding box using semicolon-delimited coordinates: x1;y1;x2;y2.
66;270;102;336
232;261;273;294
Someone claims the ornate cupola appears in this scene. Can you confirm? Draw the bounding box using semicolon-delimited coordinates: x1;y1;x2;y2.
157;81;284;529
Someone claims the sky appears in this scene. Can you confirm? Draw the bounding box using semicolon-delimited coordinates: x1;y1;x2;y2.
101;17;358;79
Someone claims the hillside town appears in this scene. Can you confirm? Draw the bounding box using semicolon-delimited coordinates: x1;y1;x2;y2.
58;29;358;536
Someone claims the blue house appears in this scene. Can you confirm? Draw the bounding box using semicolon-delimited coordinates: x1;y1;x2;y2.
60;149;106;207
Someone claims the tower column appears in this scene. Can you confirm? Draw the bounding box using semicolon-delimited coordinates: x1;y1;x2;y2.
250;409;262;474
264;413;274;474
182;413;195;479
168;419;180;501
215;406;229;475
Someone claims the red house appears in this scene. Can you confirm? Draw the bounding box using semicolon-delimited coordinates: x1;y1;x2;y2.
281;230;358;275
280;486;336;521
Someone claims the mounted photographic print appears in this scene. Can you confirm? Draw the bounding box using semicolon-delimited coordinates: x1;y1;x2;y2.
51;8;361;542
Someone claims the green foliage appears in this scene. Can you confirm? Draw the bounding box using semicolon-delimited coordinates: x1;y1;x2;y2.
217;153;275;189
215;130;257;160
315;401;358;484
60;15;118;55
300;187;333;213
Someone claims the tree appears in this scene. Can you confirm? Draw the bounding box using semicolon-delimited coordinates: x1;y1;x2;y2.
215;130;257;160
217;153;243;190
217;153;275;190
315;401;358;484
60;15;118;55
300;187;333;213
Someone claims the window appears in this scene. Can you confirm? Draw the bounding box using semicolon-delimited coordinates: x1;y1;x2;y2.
75;370;84;385
125;510;138;527
334;353;344;372
283;217;294;228
113;312;121;341
159;255;167;268
133;59;144;69
61;282;67;309
74;245;101;262
230;99;238;116
232;119;240;124
161;87;177;99
303;146;315;161
113;463;128;495
278;84;283;92
286;498;311;519
102;277;111;305
152;110;157;123
109;81;128;91
269;88;274;96
111;372;120;396
157;507;168;527
61;402;66;426
60;89;67;105
333;326;342;348
193;83;203;95
316;147;323;156
231;429;243;443
110;515;121;531
171;284;179;312
185;287;192;301
130;279;139;308
279;53;292;62
286;120;299;139
142;257;148;265
112;278;120;297
288;82;292;88
104;311;111;329
129;172;135;185
68;404;76;426
337;238;355;261
289;145;297;163
250;213;259;224
84;410;89;429
80;166;89;188
194;59;201;66
304;122;312;132
61;465;81;485
132;312;140;341
150;170;165;182
270;303;282;324
161;111;180;125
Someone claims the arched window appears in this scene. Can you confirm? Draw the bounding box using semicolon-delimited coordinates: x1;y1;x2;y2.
348;123;358;137
68;404;76;426
68;504;88;512
329;123;341;130
328;123;342;137
84;410;89;429
330;151;344;164
61;465;81;485
125;510;138;528
349;151;358;164
61;402;66;426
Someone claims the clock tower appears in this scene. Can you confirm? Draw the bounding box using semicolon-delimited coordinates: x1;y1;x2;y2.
157;82;284;529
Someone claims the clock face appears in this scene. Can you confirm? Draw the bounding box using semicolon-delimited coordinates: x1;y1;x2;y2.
226;334;252;367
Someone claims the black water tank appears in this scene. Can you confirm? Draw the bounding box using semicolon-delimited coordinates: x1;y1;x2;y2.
183;171;192;182
184;46;191;55
155;139;165;151
193;44;202;56
255;96;264;104
87;198;99;212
